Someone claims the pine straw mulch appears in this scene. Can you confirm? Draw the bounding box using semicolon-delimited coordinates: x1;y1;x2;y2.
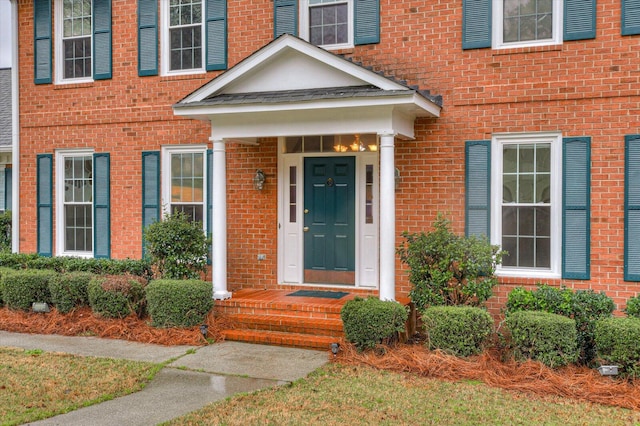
334;342;640;412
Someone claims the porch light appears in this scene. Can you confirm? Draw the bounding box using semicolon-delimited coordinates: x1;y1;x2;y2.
253;169;266;190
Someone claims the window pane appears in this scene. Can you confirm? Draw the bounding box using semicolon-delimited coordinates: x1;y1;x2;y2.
535;206;550;236
503;175;517;202
518;207;534;235
518;237;535;267
536;145;550;172
536;238;551;267
536;174;550;203
502;237;518;266
503;145;517;173
502;206;517;235
502;0;553;43
518;174;534;203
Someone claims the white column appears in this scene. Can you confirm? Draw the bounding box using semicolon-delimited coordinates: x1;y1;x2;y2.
379;132;396;301
211;138;231;300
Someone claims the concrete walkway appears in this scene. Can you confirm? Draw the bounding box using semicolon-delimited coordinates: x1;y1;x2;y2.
0;331;329;425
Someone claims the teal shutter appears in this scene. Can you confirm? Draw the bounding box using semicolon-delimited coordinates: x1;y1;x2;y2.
462;0;491;49
138;0;158;76
274;0;298;38
5;167;12;212
142;151;161;257
37;154;53;257
564;0;596;41
34;0;52;84
622;0;640;35
562;137;590;279
465;140;491;238
93;153;111;258
93;0;112;79
625;135;640;280
354;0;380;45
206;0;227;71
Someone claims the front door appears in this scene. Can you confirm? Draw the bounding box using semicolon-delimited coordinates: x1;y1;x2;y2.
304;157;356;284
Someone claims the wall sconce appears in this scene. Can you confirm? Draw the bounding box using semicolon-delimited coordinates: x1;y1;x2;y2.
395;168;401;189
253;169;266;190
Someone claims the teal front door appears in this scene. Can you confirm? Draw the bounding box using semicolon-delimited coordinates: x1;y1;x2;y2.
304;157;356;284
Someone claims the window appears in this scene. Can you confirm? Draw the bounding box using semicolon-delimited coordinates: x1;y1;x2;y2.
162;147;207;226
300;0;353;48
57;151;93;255
161;0;205;74
491;133;562;277
57;0;92;81
493;0;562;48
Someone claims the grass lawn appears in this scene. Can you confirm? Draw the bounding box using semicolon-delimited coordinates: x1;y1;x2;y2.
0;347;161;426
165;363;640;426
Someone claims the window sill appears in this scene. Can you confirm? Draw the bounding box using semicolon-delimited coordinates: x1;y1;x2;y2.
496;268;561;280
160;73;210;83
53;81;95;90
492;44;562;56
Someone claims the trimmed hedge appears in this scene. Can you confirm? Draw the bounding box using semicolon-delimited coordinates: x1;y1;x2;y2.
49;272;95;313
0;266;18;306
88;275;147;319
422;306;493;357
341;297;408;351
624;295;640;319
505;310;578;368
146;279;213;327
1;269;57;311
595;317;640;378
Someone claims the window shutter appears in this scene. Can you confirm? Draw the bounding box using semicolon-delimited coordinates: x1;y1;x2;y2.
625;135;640;280
274;0;298;38
562;137;590;279
37;154;53;257
622;0;640;35
564;0;596;41
5;167;12;212
138;0;158;76
142;151;161;257
465;140;491;238
93;0;112;79
206;0;227;71
93;153;111;258
354;0;380;45
462;0;491;50
34;0;52;84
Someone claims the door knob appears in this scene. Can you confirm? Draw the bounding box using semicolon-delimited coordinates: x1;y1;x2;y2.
304;209;309;214
303;227;309;232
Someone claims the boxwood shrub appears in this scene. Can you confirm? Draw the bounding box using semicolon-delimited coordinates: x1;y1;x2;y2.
341;297;408;351
0;266;18;306
422;306;493;357
1;269;57;311
505;310;578;368
88;275;147;319
145;279;213;327
624;295;640;319
595;317;640;378
49;271;95;313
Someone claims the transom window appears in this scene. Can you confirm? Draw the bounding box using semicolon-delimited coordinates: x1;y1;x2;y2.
300;0;353;48
62;0;92;79
168;0;203;72
494;0;562;49
63;154;93;253
284;134;378;153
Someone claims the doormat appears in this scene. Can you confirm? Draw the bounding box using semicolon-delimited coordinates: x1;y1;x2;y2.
287;290;349;299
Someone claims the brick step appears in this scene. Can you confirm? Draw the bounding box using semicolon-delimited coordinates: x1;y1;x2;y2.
226;313;344;337
215;300;344;320
221;329;339;351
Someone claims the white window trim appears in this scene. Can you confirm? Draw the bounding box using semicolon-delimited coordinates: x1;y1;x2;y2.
299;0;354;50
161;145;208;229
54;0;94;85
55;149;94;258
160;0;206;76
492;0;563;50
491;132;562;279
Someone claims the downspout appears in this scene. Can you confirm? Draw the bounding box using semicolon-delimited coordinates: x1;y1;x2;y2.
10;0;19;253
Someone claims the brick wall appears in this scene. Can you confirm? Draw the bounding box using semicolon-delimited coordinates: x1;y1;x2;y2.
16;0;640;311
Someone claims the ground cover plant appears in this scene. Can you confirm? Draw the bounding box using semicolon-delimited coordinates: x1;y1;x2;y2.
0;347;161;426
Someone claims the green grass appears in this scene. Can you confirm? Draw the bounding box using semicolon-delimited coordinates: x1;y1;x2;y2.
0;347;161;426
165;363;640;426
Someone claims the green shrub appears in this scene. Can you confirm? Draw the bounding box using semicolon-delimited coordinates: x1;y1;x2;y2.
397;214;503;311
505;310;579;368
0;266;17;306
341;297;408;351
88;275;147;319
0;210;11;252
146;279;213;327
1;269;57;311
143;211;209;280
505;285;614;365
422;306;493;357
48;272;95;313
595;317;640;378
624;295;640;319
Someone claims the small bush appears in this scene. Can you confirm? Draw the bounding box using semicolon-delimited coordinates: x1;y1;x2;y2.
624;295;640;319
143;211;209;280
595;317;640;378
48;272;95;313
1;269;57;311
88;275;147;319
397;214;503;311
0;210;11;252
341;297;408;351
505;310;578;368
422;306;493;357
0;266;17;306
146;279;213;328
